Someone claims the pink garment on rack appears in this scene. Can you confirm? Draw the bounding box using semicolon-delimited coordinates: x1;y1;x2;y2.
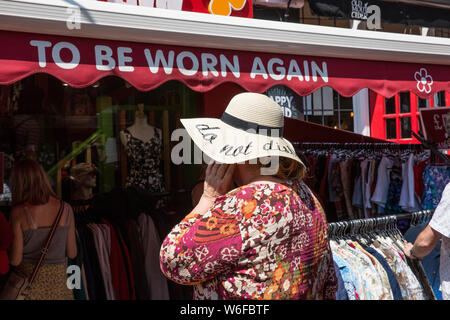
87;224;115;300
137;213;170;300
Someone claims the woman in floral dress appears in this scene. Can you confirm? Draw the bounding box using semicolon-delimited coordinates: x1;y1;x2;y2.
159;93;337;300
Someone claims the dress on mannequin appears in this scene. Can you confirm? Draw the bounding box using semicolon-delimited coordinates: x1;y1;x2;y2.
120;105;165;193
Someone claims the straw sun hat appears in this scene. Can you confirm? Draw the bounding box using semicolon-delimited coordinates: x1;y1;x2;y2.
180;92;303;166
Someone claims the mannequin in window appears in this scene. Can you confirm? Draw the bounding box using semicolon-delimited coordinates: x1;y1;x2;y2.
69;163;98;215
120;103;165;193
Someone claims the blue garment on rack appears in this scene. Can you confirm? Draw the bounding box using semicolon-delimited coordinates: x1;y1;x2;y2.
385;164;403;214
364;246;403;300
404;223;442;300
333;261;349;300
422;166;450;210
332;253;360;300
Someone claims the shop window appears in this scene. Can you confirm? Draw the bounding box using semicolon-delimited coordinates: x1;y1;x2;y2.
385;97;396;114
418;116;424;135
434;91;447;107
400;117;411;139
265;85;304;120
339;111;355;132
385;118;397;139
371;91;426;143
303;87;354;132
0;74;199;211
399;92;410;113
418;97;429;109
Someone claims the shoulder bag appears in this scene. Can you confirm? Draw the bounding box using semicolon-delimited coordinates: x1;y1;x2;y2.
0;200;65;300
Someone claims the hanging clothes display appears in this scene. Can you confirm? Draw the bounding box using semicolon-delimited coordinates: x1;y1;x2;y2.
295;143;436;222
421;165;450;210
329;214;436;300
67;186;187;300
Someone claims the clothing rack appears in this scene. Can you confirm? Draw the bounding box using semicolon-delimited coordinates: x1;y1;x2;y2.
294;142;425;151
328;210;434;236
412;131;450;165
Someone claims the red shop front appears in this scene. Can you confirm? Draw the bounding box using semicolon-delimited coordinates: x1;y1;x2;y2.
0;25;449;195
1;0;450;302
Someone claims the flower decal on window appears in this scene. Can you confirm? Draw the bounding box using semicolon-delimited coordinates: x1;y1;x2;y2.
208;0;247;16
414;68;433;94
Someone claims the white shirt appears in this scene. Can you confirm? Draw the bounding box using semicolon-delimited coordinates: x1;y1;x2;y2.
399;153;420;212
429;182;450;300
371;156;393;208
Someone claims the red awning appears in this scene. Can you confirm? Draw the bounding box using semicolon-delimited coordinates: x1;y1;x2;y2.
0;30;449;98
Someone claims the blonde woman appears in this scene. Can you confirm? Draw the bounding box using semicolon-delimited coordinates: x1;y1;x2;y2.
8;159;77;300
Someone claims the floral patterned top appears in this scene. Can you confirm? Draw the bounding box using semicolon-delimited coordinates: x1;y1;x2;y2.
122;128;165;193
159;180;337;300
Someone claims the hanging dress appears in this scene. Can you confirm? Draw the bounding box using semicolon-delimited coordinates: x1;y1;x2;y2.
122;128;165;193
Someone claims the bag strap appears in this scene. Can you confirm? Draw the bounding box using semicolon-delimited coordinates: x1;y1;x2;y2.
28;200;65;286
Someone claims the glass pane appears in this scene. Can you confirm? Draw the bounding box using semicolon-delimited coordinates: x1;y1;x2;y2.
399;92;410;113
324;116;339;129
400;117;411;139
304;95;313;115
306;115;324;126
385;118;397;139
434;91;446;107
339;111;355;132
333;91;353;109
418;97;429;109
418;116;423;134
1;74;198;206
385;97;396;114
312;87;334;116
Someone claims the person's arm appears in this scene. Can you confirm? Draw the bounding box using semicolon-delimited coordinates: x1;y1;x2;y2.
405;182;450;260
8;207;23;267
403;225;441;260
65;204;78;260
160;162;237;285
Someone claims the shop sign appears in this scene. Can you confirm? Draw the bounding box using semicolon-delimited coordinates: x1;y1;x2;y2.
419;106;450;149
97;0;253;17
265;85;303;119
351;0;369;20
1;30;450;98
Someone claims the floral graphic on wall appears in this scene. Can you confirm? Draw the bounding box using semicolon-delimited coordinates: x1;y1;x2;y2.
414;68;433;94
208;0;247;16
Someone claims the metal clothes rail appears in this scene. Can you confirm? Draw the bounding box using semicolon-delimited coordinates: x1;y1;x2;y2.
328;210;434;235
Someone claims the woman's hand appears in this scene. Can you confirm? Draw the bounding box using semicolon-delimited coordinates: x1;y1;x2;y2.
202;161;236;202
